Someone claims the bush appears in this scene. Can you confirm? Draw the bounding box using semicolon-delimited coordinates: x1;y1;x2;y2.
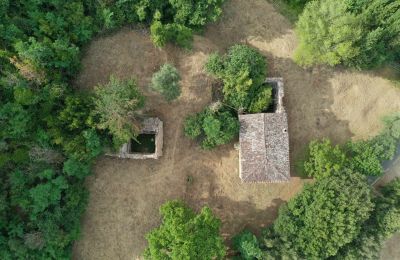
184;107;239;149
205;45;271;112
233;230;264;260
144;200;226;260
346;134;397;176
303;139;347;179
151;64;181;102
94;76;145;147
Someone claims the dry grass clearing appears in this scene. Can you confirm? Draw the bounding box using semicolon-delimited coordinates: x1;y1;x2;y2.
73;1;400;259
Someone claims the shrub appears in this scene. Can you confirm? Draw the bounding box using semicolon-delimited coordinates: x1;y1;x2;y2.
184;107;239;149
205;45;271;112
151;64;181;102
346;140;387;176
303;139;347;179
233;230;264;260
94;76;145;147
144;200;226;260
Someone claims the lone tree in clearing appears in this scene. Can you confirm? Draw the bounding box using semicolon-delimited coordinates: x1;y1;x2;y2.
93;76;145;147
151;64;181;102
144;200;226;260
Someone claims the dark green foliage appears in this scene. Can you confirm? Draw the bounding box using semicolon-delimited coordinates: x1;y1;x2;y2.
184;106;239;149
273;170;373;258
151;63;181;102
335;178;400;259
233;230;264;260
46;94;101;161
205;45;272;113
147;0;224;48
144;200;226;260
94;76;145;148
303;139;347;179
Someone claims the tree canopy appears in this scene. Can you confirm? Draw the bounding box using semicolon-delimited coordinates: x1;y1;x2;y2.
151;63;181;102
205;45;272;113
294;0;400;69
273;170;373;258
144;200;226;260
94;76;145;148
184;105;239;149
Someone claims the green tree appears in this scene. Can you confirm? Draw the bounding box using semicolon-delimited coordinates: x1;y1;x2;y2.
273;170;373;258
233;230;264;260
184;106;239;149
335;178;400;259
303;139;347;179
151;63;181;102
94;76;145;147
144;200;226;260
205;45;271;112
344;118;399;177
294;0;362;67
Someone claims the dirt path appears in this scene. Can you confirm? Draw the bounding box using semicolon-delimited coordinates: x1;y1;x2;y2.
73;1;400;259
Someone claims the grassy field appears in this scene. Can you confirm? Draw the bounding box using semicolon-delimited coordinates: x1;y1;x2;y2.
72;1;400;259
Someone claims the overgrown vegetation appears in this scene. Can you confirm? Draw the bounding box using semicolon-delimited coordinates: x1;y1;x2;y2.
144;200;226;260
184;104;239;150
0;0;225;257
233;114;400;259
303;113;400;179
184;45;272;149
205;45;272;113
150;63;181;102
294;0;400;70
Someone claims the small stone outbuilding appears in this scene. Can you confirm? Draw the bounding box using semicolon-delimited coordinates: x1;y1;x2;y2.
110;117;163;159
239;78;290;182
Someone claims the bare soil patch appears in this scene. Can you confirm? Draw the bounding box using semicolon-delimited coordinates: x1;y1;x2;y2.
73;1;400;259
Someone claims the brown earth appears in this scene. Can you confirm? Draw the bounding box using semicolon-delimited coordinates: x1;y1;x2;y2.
72;0;400;259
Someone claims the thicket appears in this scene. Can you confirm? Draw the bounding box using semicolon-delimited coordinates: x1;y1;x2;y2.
184;104;239;150
304;113;400;179
294;0;400;69
150;63;181;102
185;45;271;149
144;200;226;260
205;45;272;113
0;0;224;258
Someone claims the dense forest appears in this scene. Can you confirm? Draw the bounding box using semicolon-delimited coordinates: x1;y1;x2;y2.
0;0;225;258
